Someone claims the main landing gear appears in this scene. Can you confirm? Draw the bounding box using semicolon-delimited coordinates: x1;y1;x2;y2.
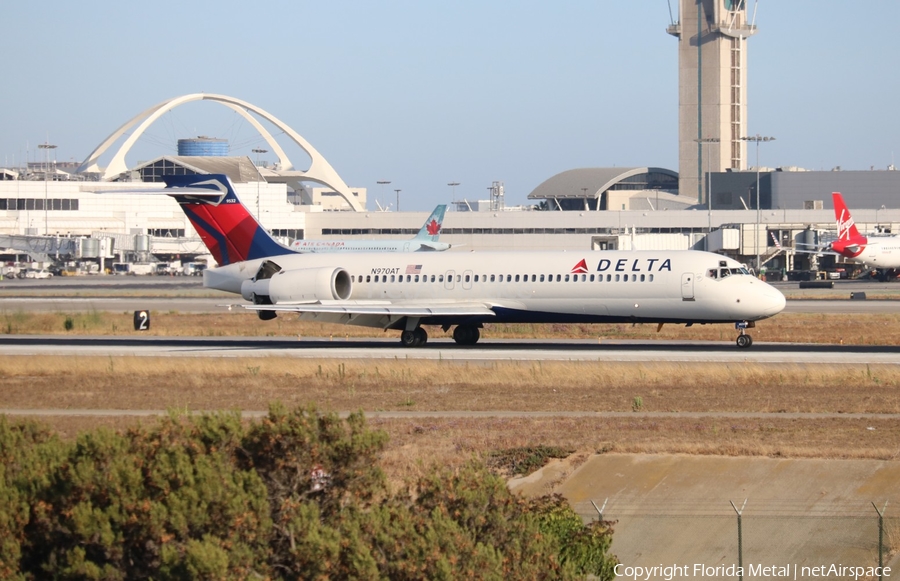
398;324;482;347
735;321;755;348
400;327;428;347
452;325;480;346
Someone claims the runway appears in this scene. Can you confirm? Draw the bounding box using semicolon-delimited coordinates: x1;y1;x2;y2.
1;276;898;364
2;334;898;364
0;296;896;314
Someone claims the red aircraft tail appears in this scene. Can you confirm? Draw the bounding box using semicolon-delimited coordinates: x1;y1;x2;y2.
831;192;866;257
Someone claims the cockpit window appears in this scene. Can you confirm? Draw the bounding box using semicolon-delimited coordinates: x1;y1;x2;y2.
709;265;752;279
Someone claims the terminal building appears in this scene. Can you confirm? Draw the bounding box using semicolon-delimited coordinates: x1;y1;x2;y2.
2;1;899;278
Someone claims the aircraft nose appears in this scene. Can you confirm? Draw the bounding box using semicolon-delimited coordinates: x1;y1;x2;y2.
730;279;785;320
754;281;786;319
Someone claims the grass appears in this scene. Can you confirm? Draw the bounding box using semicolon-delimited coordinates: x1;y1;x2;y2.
1;302;900;486
1;356;899;414
1;354;899;485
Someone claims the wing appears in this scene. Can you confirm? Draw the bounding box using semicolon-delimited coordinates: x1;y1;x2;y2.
237;300;508;329
787;244;840;256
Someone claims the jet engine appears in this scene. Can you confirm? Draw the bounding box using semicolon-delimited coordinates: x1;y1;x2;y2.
241;266;352;304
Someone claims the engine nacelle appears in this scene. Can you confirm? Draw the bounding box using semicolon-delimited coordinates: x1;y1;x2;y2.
241;267;352;304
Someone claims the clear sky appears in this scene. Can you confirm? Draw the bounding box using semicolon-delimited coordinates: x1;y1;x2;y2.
2;1;899;211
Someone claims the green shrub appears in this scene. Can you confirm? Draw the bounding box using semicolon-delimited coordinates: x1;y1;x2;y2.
0;407;617;580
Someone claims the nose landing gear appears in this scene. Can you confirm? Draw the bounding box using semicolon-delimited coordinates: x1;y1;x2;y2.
735;321;755;348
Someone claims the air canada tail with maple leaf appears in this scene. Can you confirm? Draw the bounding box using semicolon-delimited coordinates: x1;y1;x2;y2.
415;204;447;243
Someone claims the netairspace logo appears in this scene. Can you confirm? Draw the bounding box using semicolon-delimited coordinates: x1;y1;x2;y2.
613;563;891;580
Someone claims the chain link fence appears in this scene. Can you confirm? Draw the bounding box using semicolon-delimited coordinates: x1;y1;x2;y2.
574;499;899;579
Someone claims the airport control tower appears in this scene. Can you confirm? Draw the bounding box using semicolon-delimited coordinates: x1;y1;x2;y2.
667;0;757;204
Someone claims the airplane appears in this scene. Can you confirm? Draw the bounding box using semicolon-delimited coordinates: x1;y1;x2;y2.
119;174;786;348
289;204;450;253
793;192;900;281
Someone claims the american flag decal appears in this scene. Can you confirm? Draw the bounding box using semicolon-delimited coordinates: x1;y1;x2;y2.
406;264;422;274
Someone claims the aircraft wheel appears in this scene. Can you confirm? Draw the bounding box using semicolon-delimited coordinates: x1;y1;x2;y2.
414;327;428;345
400;330;419;347
736;334;753;348
453;325;480;346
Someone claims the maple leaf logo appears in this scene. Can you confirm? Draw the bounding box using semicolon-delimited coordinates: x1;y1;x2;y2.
571;259;588;273
426;219;441;236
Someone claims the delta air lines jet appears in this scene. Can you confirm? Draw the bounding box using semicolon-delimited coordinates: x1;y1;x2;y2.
133;175;786;348
290;205;449;253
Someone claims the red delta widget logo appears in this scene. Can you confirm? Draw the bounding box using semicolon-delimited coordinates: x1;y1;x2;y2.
571;258;673;274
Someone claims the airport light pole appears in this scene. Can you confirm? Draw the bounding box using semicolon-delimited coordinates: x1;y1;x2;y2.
740;134;775;274
38;143;56;236
394;189;401;212
695;137;719;250
377;180;391;210
447;182;459;204
252;148;267;221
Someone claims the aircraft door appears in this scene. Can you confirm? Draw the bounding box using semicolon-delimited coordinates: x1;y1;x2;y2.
444;270;456;290
462;269;473;290
681;272;695;301
403;242;410;252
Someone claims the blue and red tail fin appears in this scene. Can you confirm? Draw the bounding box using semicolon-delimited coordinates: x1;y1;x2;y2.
162;174;294;265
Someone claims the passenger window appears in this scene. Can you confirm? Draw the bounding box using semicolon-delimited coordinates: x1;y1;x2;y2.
465;274;470;282
540;274;545;282
615;274;620;282
590;274;595;282
415;275;419;282
564;275;570;282
391;275;396;282
507;275;512;282
490;274;495;282
649;274;654;282
641;274;645;282
430;275;435;282
366;275;371;283
556;274;561;282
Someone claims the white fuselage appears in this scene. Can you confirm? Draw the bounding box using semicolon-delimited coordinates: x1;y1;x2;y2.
851;238;900;269
290;240;450;253
206;249;785;328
